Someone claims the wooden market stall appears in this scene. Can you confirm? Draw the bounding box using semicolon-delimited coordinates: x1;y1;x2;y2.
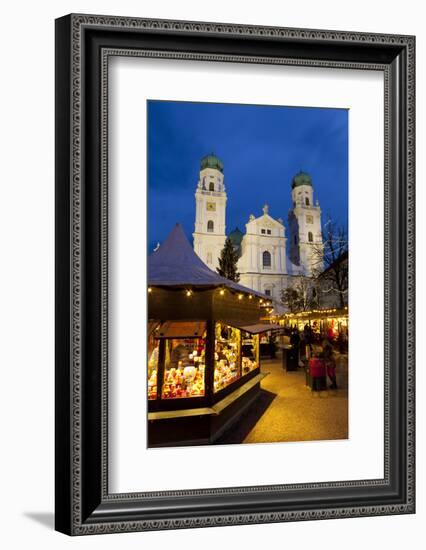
279;307;349;340
147;224;278;446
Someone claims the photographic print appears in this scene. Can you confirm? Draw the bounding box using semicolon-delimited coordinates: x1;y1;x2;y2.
147;100;349;448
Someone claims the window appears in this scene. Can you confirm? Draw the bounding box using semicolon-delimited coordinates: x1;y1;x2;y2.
261;229;266;234
305;197;310;206
262;250;271;267
209;181;215;191
214;324;259;392
267;229;271;235
162;334;206;399
207;220;214;232
264;289;271;296
214;324;241;393
308;231;313;242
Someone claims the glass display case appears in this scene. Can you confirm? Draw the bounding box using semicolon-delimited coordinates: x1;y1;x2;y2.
241;331;259;375
162;336;206;399
147;320;262;409
214;323;241;393
147;328;159;400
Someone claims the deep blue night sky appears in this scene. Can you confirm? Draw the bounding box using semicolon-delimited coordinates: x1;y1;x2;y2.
147;100;348;252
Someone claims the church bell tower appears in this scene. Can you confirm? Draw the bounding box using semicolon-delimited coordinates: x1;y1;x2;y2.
288;171;324;276
193;154;227;269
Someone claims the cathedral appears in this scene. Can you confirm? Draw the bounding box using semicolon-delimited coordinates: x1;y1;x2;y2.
193;154;324;307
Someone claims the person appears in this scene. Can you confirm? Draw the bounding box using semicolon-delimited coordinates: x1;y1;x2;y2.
322;338;338;389
303;323;313;360
268;333;276;359
337;330;348;354
289;328;301;369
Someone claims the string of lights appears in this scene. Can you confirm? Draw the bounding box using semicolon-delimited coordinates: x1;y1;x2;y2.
147;285;272;306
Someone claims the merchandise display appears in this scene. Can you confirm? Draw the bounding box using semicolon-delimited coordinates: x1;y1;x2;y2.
241;332;259;375
214;324;241;392
162;337;206;398
147;321;262;408
147;334;159;400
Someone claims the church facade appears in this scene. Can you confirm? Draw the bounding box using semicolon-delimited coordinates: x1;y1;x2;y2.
192;154;324;308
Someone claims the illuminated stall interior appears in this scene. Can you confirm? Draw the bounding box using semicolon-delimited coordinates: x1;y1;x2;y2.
279;307;349;340
147;224;276;446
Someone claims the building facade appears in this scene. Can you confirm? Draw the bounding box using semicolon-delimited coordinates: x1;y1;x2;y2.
193;154;324;308
288;172;324;277
193;154;227;270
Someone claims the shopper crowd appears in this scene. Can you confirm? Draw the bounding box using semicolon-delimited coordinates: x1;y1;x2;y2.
286;324;348;390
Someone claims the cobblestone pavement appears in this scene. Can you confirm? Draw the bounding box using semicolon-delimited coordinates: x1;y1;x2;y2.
218;352;348;445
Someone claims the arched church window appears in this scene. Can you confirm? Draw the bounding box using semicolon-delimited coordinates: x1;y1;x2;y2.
305;197;310;206
207;220;214;232
209;181;215;191
308;231;313;242
262;250;271;268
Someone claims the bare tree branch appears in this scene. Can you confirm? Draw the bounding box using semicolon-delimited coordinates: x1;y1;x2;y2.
311;217;348;309
281;276;315;312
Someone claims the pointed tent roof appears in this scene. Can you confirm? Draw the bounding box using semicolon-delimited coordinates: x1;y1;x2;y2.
148;224;266;297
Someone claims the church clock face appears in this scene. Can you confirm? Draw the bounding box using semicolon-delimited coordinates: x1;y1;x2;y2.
206;202;216;212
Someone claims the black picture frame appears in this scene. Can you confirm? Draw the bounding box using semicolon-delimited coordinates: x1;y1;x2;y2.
55;13;415;535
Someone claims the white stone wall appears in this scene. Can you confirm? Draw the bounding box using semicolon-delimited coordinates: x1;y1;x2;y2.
238;207;287;275
237;207;289;307
288;184;324;276
193;166;227;270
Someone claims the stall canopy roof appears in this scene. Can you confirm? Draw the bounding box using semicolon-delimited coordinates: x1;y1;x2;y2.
148;224;267;298
239;323;282;334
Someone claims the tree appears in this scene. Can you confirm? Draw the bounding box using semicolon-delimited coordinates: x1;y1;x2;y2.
295;276;314;311
311;217;348;308
281;287;300;313
217;237;240;282
281;276;314;312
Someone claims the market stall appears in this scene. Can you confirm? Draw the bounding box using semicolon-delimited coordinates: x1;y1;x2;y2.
279;307;349;343
147;224;276;446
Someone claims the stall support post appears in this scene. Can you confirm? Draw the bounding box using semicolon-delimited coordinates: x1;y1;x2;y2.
205;320;215;400
238;331;242;378
156;338;166;401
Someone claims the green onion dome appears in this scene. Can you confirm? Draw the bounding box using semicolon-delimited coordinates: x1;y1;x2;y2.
229;227;244;247
200;153;224;173
291;171;312;189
